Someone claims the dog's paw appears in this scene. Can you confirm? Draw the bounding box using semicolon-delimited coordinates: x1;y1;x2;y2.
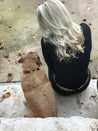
24;113;33;118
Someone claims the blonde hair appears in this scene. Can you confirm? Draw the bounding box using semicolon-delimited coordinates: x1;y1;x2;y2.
37;0;84;60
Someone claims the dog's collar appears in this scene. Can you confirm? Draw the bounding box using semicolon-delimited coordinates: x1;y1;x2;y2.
23;68;40;74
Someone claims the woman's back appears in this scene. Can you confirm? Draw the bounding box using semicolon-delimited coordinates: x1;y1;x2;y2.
41;23;92;89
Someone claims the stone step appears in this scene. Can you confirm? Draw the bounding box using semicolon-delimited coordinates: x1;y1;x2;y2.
0;79;98;118
0;117;98;131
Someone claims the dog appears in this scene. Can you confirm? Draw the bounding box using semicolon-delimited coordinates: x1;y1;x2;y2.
18;52;57;118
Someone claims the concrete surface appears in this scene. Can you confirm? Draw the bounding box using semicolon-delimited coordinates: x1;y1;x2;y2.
0;79;98;118
0;117;98;131
0;0;98;82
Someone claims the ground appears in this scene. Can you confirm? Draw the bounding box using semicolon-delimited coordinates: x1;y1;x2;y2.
0;0;98;82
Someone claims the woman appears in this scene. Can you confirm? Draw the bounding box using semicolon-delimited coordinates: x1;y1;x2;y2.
37;0;92;95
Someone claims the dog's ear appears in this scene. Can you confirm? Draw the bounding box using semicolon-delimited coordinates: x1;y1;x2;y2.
18;57;23;63
36;56;42;66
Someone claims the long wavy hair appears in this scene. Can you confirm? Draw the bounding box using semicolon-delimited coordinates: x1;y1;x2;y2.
37;0;84;60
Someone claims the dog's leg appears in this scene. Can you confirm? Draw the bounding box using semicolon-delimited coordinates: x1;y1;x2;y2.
24;109;34;117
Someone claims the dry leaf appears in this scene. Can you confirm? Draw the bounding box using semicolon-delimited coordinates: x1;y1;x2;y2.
88;23;92;26
89;59;92;62
8;59;11;62
90;95;96;98
77;100;80;104
8;26;12;28
62;1;65;4
3;92;11;99
7;77;13;82
92;76;96;79
8;73;12;76
18;52;22;56
71;12;74;14
17;6;21;8
86;6;92;11
0;47;4;50
13;39;16;41
4;55;9;58
2;39;5;42
83;19;86;21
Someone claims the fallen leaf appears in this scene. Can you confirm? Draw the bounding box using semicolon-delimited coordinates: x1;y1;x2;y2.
18;52;22;56
83;19;86;22
8;73;12;76
4;55;9;58
86;6;92;11
8;59;11;62
92;76;96;79
0;42;2;45
89;59;92;62
2;39;5;42
8;26;12;28
13;39;16;41
3;92;11;99
0;47;4;50
88;23;92;26
71;12;74;14
17;6;21;8
7;77;13;82
77;100;80;104
90;95;96;98
62;1;65;4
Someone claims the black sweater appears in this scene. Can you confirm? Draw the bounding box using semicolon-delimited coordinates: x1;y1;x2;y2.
41;23;92;90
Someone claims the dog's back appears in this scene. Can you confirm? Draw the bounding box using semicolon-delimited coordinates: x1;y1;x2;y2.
21;70;57;117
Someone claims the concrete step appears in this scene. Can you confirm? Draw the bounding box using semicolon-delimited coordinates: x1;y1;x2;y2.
0;79;98;118
0;117;98;131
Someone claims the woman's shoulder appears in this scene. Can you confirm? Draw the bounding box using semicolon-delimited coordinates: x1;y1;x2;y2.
41;37;49;45
80;23;91;33
41;37;54;48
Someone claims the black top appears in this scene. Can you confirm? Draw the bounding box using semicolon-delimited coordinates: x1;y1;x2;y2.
41;23;92;90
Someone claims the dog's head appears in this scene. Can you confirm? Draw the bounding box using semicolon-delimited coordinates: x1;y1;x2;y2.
18;52;42;71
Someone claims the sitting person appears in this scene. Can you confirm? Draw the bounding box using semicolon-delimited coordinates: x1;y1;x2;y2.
37;0;92;95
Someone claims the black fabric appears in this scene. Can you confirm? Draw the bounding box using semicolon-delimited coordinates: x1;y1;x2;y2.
48;68;91;96
41;23;92;95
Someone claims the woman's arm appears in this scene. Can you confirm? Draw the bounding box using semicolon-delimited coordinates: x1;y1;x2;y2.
41;38;54;72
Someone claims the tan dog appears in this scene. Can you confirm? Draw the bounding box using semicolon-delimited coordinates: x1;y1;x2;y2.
18;52;57;118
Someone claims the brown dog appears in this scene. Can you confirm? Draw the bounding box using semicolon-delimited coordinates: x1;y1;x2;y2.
18;52;57;118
